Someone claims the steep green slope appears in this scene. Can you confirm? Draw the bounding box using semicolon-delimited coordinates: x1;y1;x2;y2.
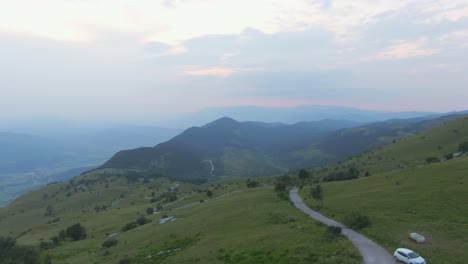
298;116;468;263
0;171;361;263
315;113;466;160
309;115;468;179
302;157;468;263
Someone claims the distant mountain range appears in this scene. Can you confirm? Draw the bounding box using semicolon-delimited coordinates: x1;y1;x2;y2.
159;105;439;128
101;113;468;183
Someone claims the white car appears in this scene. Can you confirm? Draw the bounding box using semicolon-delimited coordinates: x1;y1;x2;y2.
393;248;426;264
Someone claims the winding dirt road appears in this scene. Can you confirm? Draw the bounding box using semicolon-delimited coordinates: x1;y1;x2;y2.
290;188;395;264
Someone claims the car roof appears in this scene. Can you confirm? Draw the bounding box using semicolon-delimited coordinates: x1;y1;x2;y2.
396;248;414;254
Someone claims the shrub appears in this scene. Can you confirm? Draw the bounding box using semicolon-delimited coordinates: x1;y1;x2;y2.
459;141;468;152
119;257;132;264
65;223;87;241
445;153;454;160
102;238;119;248
298;169;310;180
122;222;138;232
323;169;359;182
268;211;297;224
426;156;440;164
39;241;55;250
344;212;371;230
136;215;151;226
146;207;154;215
246;179;260;188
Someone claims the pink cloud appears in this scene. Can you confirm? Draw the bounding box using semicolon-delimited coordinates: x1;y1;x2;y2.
184;67;240;77
375;38;440;60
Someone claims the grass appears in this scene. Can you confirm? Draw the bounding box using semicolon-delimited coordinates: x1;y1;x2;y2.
0;169;361;263
301;156;468;264
308;116;468;178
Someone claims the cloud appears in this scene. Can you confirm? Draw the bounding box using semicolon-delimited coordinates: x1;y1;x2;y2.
1;0;468;122
374;38;440;60
183;67;242;77
421;0;468;23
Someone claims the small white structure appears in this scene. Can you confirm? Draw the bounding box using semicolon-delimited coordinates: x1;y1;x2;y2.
409;232;425;243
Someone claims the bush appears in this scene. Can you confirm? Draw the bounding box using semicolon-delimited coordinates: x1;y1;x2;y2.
298;169;310;180
119;257;132;264
426;156;440;164
344;212;371;230
268;211;297;224
65;223;87;241
323;168;359;182
39;241;55;250
246;179;260;188
458;141;468;152
122;222;138;232
146;207;154;215
102;238;119;248
136;215;151;225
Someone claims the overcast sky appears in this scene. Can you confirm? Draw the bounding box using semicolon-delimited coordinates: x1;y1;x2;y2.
1;0;467;123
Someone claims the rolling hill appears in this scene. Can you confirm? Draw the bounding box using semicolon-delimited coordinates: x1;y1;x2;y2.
101;118;362;182
101;114;467;183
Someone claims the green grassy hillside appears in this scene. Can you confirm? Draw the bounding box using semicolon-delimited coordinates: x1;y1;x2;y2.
0;170;361;263
308;115;468;179
302;156;468;263
299;116;468;263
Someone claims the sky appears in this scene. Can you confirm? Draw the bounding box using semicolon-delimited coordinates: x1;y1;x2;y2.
1;0;467;123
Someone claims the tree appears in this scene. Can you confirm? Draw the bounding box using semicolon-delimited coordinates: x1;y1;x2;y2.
445;153;454;160
146;207;154;215
65;223;87;241
206;190;213;198
45;205;54;216
310;185;323;209
58;229;66;241
348;167;360;179
298;169;310;180
246;179;260;188
102;238;119;248
136;215;150;225
458;141;468;153
122;222;138;232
